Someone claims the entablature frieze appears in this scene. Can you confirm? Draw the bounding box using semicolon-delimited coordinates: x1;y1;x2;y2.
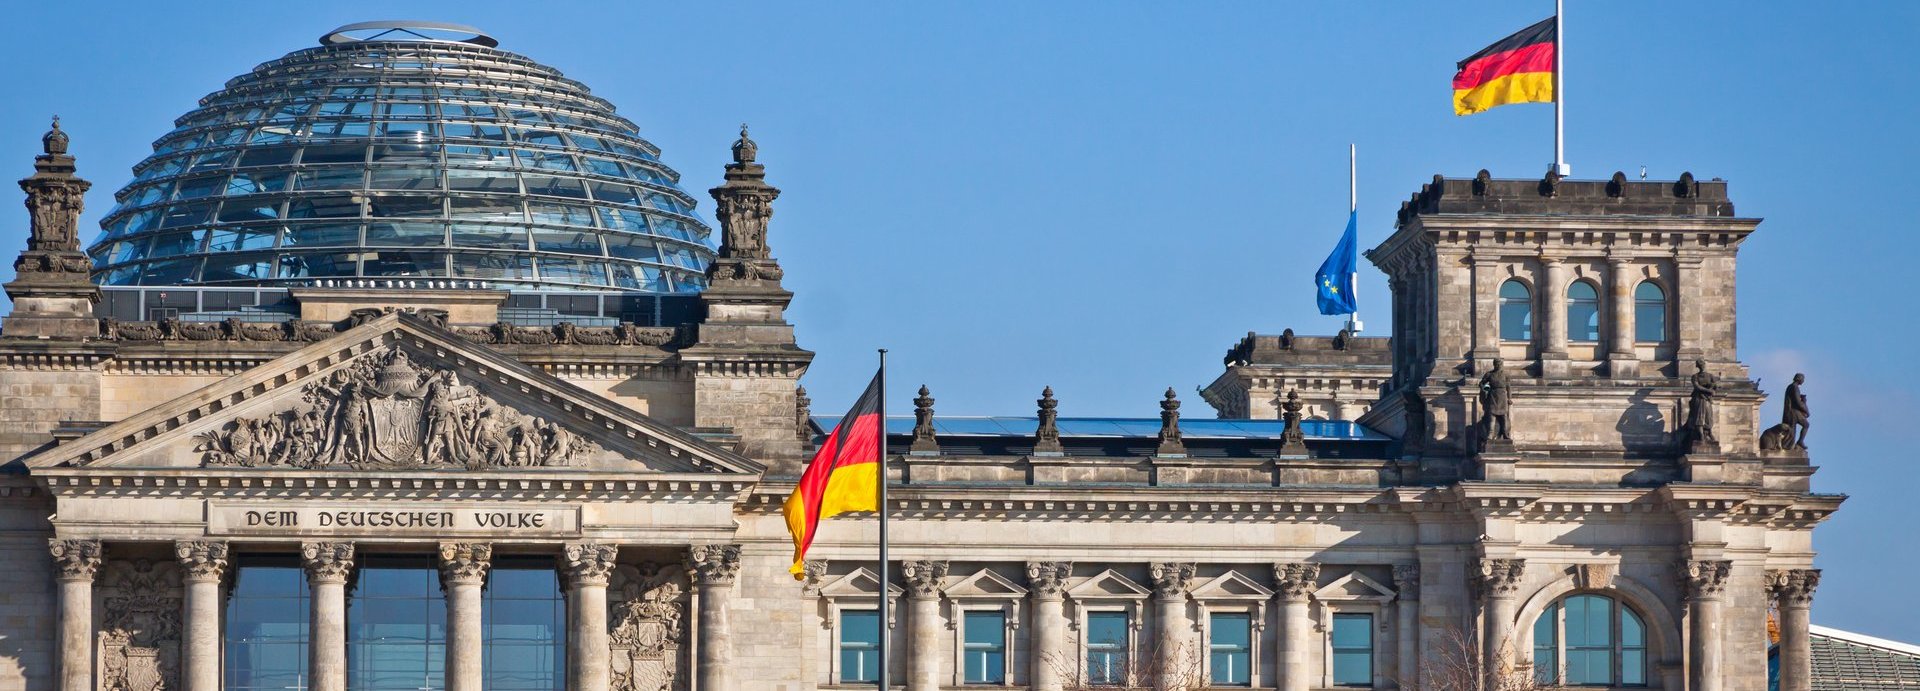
33;468;754;504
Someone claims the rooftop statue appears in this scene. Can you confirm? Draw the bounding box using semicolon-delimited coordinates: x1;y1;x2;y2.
1478;358;1513;446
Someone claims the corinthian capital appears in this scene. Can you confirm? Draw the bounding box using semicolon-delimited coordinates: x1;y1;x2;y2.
687;544;742;585
1682;559;1732;600
1026;561;1072;600
438;542;493;586
301;541;355;584
1475;558;1526;600
174;540;230;582
1274;562;1321;602
48;538;102;581
901;560;948;598
1392;564;1421;601
1149;562;1196;600
560;542;619;587
1767;568;1820;608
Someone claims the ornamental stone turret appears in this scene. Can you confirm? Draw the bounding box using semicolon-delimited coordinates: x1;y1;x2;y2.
5;117;102;340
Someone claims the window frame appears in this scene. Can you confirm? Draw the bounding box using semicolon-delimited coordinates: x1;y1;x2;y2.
1498;278;1534;342
1080;608;1135;687
1204;610;1256;687
944;569;1027;687
1530;593;1650;688
1566;279;1603;343
1633;280;1667;343
1329;613;1375;688
817;567;901;687
960;609;1011;685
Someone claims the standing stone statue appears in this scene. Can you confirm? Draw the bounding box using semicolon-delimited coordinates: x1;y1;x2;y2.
1782;373;1810;449
1684;358;1719;450
1478;358;1513;445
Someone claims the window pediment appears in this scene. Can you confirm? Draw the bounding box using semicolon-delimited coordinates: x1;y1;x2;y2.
1066;569;1151;600
942;568;1027;599
1312;571;1396;603
1189;569;1275;601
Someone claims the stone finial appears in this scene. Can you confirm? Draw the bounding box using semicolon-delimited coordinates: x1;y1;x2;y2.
561;542;620;586
1155;388;1186;456
48;538;102;581
1475;558;1526;599
1767;569;1820;609
10;115;93;284
707;124;782;281
1149;562;1196;600
732;123;757;164
795;385;814;443
1274;562;1320;602
1026;561;1072;599
1033;386;1064;455
43;116;68;156
1540;165;1563;197
174;541;230;582
910;385;939;453
301;542;356;584
900;560;948;598
1276;389;1307;456
438;542;493;586
1392;564;1420;601
1681;559;1732;600
687;544;742;585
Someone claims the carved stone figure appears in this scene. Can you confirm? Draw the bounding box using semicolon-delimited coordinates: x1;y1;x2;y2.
1763;373;1811;451
97;560;184;691
795;386;815;443
1684;359;1719;450
611;562;688;691
1478;358;1513;444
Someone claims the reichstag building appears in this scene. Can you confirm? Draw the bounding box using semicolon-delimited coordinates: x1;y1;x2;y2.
0;20;1839;691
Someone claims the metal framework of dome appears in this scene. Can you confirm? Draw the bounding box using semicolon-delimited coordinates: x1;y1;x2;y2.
85;22;717;293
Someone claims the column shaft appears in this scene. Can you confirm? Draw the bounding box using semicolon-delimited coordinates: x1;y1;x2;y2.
302;542;355;691
1278;599;1310;691
49;539;101;691
1608;259;1638;378
176;540;229;691
564;543;619;691
1541;259;1569;376
440;543;493;691
1031;597;1065;691
1690;596;1724;691
909;595;941;690
1483;596;1518;683
690;544;742;691
1780;604;1812;691
1154;596;1186;689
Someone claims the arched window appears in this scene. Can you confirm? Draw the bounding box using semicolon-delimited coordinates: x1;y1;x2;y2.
1567;280;1601;342
1532;594;1648;687
1499;280;1532;341
1634;281;1666;342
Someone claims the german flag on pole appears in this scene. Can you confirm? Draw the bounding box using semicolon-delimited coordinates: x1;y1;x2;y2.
1453;17;1556;116
784;371;883;578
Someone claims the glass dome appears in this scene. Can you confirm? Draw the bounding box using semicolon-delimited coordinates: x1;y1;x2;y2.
85;22;715;293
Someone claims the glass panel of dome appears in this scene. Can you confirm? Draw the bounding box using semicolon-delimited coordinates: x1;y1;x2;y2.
284;224;361;247
278;253;358;279
519;130;566;148
582;157;626;178
445;144;515;165
661;246;700;269
249;127;301;145
603;235;659;262
451;224;529;250
362;250;448;276
138;258;203;285
652;217;695;241
366;223;447;247
174;176;225;201
369;196;444;219
450;197;524;223
123;210;164;235
203;255;277;282
135;157;185;181
130;185;168;206
370;141;441;164
218;203;283;224
527;152;579;172
101;265;141;286
382;103;433;118
209;228;280;253
159;203;214;229
528;203;595;228
108;239;148;265
532;229;602;255
537;258;608;286
287;195;362;219
524;176;588;199
447;171;519;193
301;144;370;166
588;182;640;206
370;168;444;191
188;149;237;172
453;253;535;280
611;264;668;292
239;147;299;168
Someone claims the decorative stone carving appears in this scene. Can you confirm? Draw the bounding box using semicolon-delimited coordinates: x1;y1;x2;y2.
901;560;948;598
1762;373;1811;451
1475;558;1526;598
1392;564;1420;600
562;542;620;586
1275;389;1307;455
1683;359;1720;452
686;544;741;586
611;562;688;691
1033;387;1063;454
301;541;355;583
12;117;93;278
801;560;829;597
706;124;785;287
1274;562;1320;601
49;538;102;581
1575;563;1618;591
1400;388;1428;453
192;348;601;469
1682;559;1732;599
910;385;939;453
173;541;229;582
795;385;814;443
1155;388;1186;456
1478;358;1513;446
447;321;678;347
1025;561;1072;599
1767;569;1820;609
97;560;184;691
438;543;493;586
1148;562;1195;600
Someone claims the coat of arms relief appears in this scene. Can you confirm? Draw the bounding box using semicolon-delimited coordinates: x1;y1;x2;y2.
97;560;183;691
192;347;604;470
610;562;689;691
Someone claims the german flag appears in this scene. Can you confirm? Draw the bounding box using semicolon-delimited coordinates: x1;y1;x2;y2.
784;371;883;578
1453;17;1556;116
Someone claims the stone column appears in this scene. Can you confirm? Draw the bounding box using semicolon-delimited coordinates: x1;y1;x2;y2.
1273;563;1319;691
1607;257;1639;378
563;543;620;691
1026;562;1072;691
1392;565;1420;690
49;539;101;691
302;542;355;691
175;541;230;691
1768;569;1820;691
901;560;949;691
1149;563;1195;691
440;543;493;691
689;544;742;691
1540;258;1569;376
1684;560;1732;691
1475;559;1526;688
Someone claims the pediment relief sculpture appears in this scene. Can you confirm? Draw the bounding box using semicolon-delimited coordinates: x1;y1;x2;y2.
193;348;603;470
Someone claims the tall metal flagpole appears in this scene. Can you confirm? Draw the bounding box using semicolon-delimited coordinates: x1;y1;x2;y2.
1346;144;1363;334
1554;0;1569;176
876;348;890;691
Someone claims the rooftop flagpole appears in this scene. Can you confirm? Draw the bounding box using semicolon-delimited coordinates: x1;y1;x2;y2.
1554;0;1570;176
876;348;890;691
1346;144;1363;334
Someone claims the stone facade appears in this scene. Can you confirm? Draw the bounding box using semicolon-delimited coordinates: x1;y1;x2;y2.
0;89;1841;691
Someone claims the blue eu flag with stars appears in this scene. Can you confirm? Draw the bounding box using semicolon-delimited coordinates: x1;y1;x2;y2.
1315;211;1359;315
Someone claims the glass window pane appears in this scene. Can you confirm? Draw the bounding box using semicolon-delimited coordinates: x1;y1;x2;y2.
1533;603;1558;685
532;229;601;255
453;253;535;281
349;557;446;691
209;228;279;253
286;195;361;219
1331;614;1372;687
225;559;309;691
841;610;881;684
1209;613;1251;686
449;197;523;223
452;224;529;250
1635;281;1666;342
1567;281;1601;342
483;559;564;691
284;224;361;247
203;254;277;282
447;170;520;193
1087;612;1129;685
964;611;1006;684
278;252;358;279
1499;280;1532;341
370;167;444;191
368;195;444;218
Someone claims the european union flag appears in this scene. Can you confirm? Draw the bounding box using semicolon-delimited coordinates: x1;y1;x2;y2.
1315;211;1359;315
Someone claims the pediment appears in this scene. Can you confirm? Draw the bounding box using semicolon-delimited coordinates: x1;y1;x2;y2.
943;568;1027;599
1189;570;1274;601
1312;571;1396;602
820;567;904;598
31;312;758;475
1066;569;1151;599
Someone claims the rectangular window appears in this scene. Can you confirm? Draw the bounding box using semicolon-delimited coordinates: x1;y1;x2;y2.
841;610;882;684
1331;613;1372;687
1209;612;1252;686
1086;611;1129;685
482;558;566;691
964;611;1007;684
224;558;309;691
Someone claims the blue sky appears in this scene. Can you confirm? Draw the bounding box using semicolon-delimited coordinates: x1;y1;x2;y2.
1;1;1915;640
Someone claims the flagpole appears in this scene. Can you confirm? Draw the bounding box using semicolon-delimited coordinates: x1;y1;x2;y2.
1554;0;1569;176
876;348;890;691
1346;144;1363;334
